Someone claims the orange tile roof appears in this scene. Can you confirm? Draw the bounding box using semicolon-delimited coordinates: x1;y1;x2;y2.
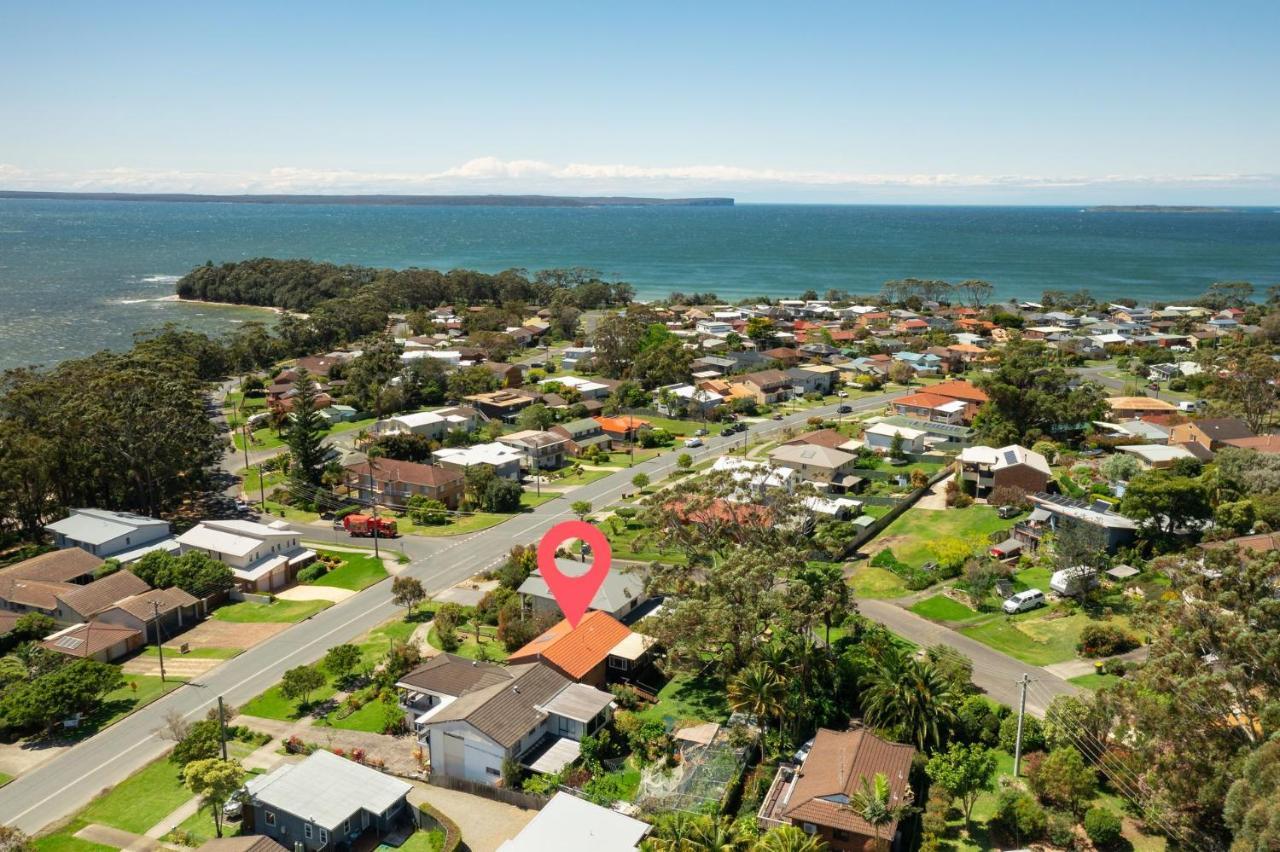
592;415;651;433
927;379;989;403
894;392;956;410
507;611;632;680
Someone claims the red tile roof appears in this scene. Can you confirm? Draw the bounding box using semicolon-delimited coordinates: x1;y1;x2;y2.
345;459;462;488
506;611;632;680
593;415;652;434
781;727;916;837
927;379;989;404
894;391;957;410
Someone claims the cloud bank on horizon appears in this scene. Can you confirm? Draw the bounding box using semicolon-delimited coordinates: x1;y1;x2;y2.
1;158;1276;204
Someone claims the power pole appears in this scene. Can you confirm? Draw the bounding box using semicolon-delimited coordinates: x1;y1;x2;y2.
152;600;167;684
218;696;229;761
1013;673;1031;778
371;498;381;559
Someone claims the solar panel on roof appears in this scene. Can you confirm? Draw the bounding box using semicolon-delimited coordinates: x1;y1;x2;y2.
1003;450;1017;465
54;636;83;649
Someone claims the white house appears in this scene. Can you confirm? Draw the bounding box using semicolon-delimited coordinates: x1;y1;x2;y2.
710;456;795;494
46;509;176;563
655;383;724;417
397;656;613;785
695;320;735;337
371;407;479;441
433;442;525;480
176;519;314;593
863;422;928;454
539;375;611;401
560;347;595;369
400;349;463;366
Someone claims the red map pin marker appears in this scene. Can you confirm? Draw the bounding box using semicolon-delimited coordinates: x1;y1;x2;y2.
536;520;612;629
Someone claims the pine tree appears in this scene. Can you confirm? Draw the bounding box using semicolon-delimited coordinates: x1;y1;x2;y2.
286;367;327;487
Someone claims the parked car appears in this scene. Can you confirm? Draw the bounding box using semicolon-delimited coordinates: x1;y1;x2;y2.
683;437;704;448
837;390;849;398
694;428;708;437
772;413;785;420
836;404;852;414
222;790;246;821
996;504;1020;519
1178;399;1206;413
1003;589;1046;614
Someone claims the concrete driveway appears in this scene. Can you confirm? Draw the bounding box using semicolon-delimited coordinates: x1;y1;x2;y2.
408;784;536;852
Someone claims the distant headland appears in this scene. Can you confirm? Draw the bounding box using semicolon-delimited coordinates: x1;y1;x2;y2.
0;190;734;208
1085;204;1236;213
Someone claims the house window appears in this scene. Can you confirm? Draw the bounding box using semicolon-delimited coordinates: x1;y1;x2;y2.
304;824;313;840
834;829;850;841
802;823;817;835
319;828;328;845
265;812;276;826
608;656;628;671
343;819;350;835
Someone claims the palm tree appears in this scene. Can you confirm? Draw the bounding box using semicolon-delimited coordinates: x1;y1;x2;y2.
643;814;746;852
751;825;829;852
847;772;912;852
729;663;784;749
860;648;957;752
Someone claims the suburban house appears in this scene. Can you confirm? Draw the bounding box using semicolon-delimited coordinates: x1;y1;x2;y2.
497;430;570;471
540;375;613;401
93;586;201;642
734;370;793;404
1168;417;1254;452
46;509;177;563
519;559;649;622
1106;396;1178;420
592;415;652;445
786;366;838;395
1222;434;1280;454
40;622;144;663
767;444;863;491
497;792;651;852
956;445;1052;498
1019;493;1138;553
549;418;612;456
892;392;968;425
463;390;535;422
758;726;916;852
244;750;412;851
176;520;315;593
560;346;595;370
397;656;614;785
0;548;102;587
343;459;465;510
862;422;928;455
784;429;862;453
1116;443;1205;469
484;362;524;388
370;407;480;441
920;379;989;422
507;611;654;688
55;569;151;622
655;384;724;417
710;456;796;495
762;347;803;367
433;442;524;480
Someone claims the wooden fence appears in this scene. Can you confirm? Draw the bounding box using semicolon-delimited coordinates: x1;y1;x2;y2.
841;466;955;557
427;772;549;811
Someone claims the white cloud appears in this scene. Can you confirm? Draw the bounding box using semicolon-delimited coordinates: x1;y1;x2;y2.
0;158;1275;197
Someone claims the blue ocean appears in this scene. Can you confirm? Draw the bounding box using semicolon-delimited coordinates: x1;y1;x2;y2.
0;198;1277;369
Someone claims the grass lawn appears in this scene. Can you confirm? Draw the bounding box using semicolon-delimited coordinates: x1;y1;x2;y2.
1070;672;1122;690
605;521;687;564
397;491;559;537
637;673;731;728
848;564;909;599
961;610;1103;667
398;830;445;852
213;598;332;623
871;505;1009;566
238;465;286;498
589;755;643;802
141;646;241;660
0;771;11;787
241;677;338;721
34;824;117;852
426;624;509;662
633;416;726;437
80;755;192;834
309;549;387;591
550;467;614;487
356;616;419;666
909;595;983;623
62;674;187;740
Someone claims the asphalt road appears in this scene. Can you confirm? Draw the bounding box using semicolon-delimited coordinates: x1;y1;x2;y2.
0;391;902;834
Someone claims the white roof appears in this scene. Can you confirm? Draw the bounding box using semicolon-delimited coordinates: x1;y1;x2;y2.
768;443;857;469
176;519;294;558
434;442;524;467
498;792;649;852
541;375;609;395
711;456;794;489
958;444;1051;476
802;496;862;516
864;422;926;440
385;411;445;429
1117;444;1198;464
539;682;615;723
46;509;169;546
245;749;411;832
109;537;180;565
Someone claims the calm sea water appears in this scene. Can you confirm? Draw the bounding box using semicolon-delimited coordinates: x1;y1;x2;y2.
0;198;1277;369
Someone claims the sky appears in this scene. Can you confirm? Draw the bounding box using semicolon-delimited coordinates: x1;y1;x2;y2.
1;1;1278;203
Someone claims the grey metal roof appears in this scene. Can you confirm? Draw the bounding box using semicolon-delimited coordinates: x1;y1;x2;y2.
245;750;410;831
518;561;645;614
46;509;169;546
396;654;512;697
424;663;571;748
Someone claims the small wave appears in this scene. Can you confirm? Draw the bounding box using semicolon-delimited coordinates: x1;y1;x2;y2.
140;274;181;284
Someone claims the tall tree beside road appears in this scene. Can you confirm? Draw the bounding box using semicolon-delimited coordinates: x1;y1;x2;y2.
391;576;427;614
971;341;1107;445
1211;349;1280;433
183;759;246;838
285;368;327;487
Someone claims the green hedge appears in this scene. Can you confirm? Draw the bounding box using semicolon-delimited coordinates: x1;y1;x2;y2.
416;802;463;852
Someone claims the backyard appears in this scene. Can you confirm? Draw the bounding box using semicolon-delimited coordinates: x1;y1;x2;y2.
636;673;731;728
307;548;388;591
868;504;1011;567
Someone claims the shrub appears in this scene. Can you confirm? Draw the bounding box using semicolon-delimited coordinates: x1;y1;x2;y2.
989;485;1030;510
999;713;1045;754
991;789;1047;843
1076;623;1139;658
1084;806;1123;849
296;563;328;583
1046;810;1078;848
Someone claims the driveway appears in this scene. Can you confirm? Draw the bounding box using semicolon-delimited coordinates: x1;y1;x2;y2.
174;618;290;649
276;585;355;603
408;784;536;852
857;598;1080;716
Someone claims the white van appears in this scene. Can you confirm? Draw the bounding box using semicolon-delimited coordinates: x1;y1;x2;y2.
1003;589;1046;614
1177;400;1206;413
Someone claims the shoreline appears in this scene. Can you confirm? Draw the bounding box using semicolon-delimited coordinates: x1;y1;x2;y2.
163;294;290;316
